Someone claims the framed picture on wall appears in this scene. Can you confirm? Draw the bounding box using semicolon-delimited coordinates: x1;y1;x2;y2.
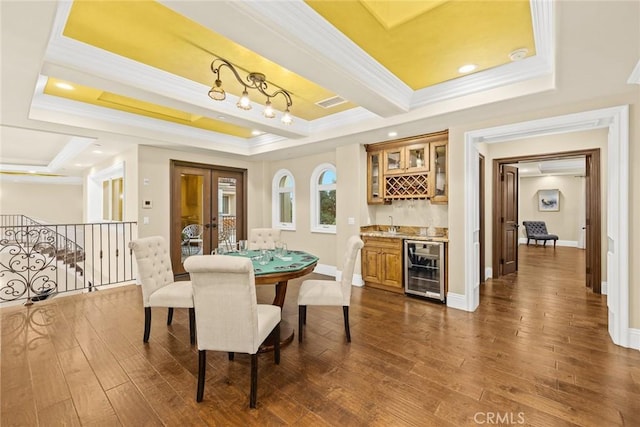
538;189;559;211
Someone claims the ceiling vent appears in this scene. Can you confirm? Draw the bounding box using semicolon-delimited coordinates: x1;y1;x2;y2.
316;96;347;109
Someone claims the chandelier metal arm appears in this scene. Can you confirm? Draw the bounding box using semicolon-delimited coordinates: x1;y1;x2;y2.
210;58;249;90
209;56;293;123
260;88;292;108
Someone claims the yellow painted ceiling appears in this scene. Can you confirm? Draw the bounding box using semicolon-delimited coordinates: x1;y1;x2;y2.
306;0;536;89
49;0;535;136
44;78;255;138
61;0;356;123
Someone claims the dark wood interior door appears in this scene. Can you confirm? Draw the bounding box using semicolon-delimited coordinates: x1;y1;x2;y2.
501;165;519;275
585;152;601;293
170;162;246;275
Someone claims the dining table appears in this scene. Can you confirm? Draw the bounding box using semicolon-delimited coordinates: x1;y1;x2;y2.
228;249;318;352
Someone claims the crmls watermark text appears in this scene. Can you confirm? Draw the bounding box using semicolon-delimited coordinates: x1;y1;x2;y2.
473;412;526;425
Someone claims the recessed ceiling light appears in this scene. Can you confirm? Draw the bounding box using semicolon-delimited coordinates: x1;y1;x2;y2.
92;150;103;154
388;131;398;137
458;64;477;74
55;82;74;90
509;48;529;61
251;130;262;136
28;170;37;174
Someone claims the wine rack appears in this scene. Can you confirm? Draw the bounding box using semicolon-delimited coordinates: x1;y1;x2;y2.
384;173;429;199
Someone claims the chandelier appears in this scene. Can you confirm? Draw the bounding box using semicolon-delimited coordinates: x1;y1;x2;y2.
208;57;293;125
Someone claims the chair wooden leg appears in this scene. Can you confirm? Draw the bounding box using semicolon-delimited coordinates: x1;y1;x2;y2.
167;307;174;325
526;239;530;246
343;306;351;343
298;306;306;343
196;350;206;402
228;352;234;361
274;322;280;365
188;307;195;345
250;354;258;408
554;240;557;248
143;307;151;343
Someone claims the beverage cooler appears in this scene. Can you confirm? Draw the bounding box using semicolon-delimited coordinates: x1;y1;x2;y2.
404;240;445;302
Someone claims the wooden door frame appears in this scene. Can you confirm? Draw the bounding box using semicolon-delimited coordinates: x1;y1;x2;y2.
170;160;248;272
491;149;601;292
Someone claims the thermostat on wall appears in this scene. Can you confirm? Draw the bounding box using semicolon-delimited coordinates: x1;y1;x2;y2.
142;200;152;209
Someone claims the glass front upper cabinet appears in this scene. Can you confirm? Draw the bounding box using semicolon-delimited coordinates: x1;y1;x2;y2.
430;140;448;204
384;143;429;175
367;150;386;204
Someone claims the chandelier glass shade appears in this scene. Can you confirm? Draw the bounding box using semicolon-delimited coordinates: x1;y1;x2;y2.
208;57;293;125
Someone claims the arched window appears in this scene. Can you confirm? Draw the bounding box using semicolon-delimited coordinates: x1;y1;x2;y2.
310;163;336;234
272;169;295;230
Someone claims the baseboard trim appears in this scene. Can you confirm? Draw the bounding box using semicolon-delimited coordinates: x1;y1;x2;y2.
518;238;579;247
446;292;467;311
315;264;364;287
601;281;608;295
314;263;335;277
485;267;493;280
629;328;640;350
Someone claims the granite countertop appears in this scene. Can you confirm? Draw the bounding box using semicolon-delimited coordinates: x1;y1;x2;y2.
360;226;449;242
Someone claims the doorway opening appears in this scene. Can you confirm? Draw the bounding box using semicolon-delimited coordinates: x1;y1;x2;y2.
463;105;629;348
491;149;601;293
170;161;247;275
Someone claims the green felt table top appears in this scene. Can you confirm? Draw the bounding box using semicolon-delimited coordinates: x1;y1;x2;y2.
227;249;318;275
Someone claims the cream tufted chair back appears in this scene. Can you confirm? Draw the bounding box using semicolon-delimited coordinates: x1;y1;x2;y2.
183;254;281;407
248;228;281;250
129;236;195;344
130;236;176;306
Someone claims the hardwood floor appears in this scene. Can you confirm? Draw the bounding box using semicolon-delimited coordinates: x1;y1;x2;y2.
2;245;639;426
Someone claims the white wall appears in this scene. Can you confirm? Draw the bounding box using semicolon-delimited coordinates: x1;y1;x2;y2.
267;150;338;268
519;175;584;243
0;181;83;224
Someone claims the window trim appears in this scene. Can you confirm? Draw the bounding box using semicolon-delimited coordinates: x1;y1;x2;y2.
310;163;336;234
271;168;296;231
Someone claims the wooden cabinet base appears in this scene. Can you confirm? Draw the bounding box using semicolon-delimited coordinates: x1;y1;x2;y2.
364;281;404;294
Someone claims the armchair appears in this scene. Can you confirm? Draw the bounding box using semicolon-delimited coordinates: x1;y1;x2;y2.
522;221;558;248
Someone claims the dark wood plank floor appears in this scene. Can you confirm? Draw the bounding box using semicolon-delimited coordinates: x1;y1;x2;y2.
2;245;639;426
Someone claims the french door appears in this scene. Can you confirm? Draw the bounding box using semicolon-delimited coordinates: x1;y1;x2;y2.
170;161;246;275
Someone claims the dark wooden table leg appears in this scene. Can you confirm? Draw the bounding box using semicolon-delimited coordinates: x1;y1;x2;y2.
259;280;294;353
272;280;288;307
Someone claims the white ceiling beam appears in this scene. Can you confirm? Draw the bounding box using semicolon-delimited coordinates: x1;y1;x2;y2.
160;0;412;117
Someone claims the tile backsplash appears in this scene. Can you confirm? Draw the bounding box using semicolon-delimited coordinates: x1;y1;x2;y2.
368;199;448;228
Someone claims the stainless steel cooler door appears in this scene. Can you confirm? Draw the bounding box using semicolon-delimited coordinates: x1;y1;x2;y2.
404;240;445;301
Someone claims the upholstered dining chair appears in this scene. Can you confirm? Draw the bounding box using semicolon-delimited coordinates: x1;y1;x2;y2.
248;228;281;250
183;255;281;408
297;235;364;343
129;236;195;345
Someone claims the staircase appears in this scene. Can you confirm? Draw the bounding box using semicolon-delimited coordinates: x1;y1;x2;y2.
0;215;138;304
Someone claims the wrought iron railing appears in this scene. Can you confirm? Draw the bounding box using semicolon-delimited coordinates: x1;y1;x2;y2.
0;215;138;304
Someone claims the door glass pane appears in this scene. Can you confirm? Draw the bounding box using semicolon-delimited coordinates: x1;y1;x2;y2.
435;145;446;195
386;151;401;171
181;173;204;262
408;147;425;168
371;153;380;198
218;177;237;251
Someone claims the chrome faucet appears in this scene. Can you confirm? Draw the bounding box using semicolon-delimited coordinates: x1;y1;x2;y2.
388;215;397;233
